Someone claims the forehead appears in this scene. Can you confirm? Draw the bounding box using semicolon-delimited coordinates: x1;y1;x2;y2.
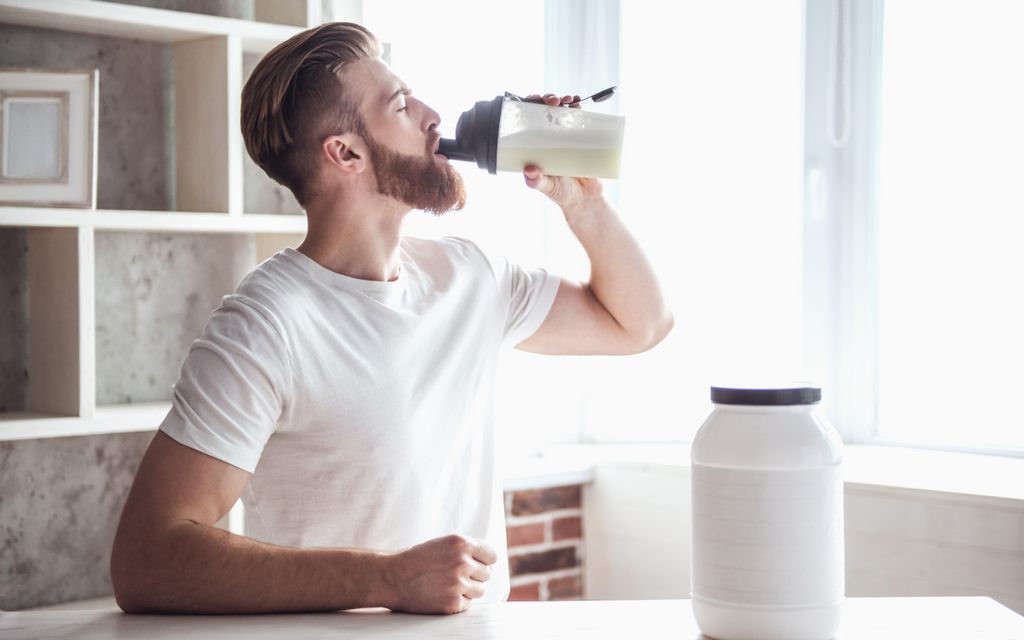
343;57;407;114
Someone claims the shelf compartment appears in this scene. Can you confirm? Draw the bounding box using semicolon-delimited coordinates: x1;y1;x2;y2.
26;227;95;420
0;0;304;54
175;34;244;214
0;401;167;441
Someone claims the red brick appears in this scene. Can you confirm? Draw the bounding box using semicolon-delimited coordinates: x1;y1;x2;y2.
508;582;541;601
508;546;577;576
552;516;581;541
506;522;545;547
548;575;582;600
511;485;581;516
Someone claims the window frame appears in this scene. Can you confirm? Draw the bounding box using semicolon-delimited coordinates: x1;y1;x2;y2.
801;0;883;447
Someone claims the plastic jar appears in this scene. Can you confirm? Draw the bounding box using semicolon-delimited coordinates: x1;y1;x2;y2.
690;384;844;640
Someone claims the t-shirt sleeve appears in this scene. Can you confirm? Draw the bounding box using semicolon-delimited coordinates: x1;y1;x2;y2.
159;294;290;474
477;247;561;348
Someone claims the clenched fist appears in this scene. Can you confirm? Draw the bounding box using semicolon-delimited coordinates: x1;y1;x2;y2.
380;534;497;614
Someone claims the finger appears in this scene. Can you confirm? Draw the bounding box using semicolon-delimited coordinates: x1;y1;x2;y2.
468;561;493;584
471;539;498;566
462;578;487;600
543;93;561;106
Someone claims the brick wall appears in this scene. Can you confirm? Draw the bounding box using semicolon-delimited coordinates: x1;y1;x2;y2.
503;485;584;601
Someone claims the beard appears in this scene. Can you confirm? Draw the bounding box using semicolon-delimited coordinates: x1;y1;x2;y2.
365;131;467;215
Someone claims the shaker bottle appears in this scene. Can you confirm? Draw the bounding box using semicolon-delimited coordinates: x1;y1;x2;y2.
690;384;845;640
437;90;626;179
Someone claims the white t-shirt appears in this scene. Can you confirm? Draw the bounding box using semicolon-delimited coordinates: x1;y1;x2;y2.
159;237;560;604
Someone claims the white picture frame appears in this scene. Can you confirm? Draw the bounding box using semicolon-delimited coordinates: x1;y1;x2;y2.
0;68;98;209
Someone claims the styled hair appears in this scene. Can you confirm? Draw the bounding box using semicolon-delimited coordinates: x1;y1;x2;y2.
241;22;382;207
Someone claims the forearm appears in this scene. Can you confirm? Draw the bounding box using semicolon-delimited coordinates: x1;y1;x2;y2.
112;521;390;614
562;194;674;352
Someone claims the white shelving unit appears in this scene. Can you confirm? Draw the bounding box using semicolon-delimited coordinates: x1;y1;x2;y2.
0;0;329;441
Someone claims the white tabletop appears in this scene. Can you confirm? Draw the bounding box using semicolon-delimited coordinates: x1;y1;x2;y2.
2;597;1022;639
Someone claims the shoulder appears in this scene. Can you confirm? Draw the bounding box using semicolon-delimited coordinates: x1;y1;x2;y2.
401;236;498;280
210;251;312;342
402;236;488;264
234;250;314;310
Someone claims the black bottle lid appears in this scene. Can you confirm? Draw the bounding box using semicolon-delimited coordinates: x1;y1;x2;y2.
436;95;504;174
710;383;822;406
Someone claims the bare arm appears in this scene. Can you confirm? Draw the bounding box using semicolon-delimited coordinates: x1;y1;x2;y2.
110;431;496;614
515;95;674;356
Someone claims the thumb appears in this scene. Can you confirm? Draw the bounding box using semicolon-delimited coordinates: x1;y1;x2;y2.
523;166;553;195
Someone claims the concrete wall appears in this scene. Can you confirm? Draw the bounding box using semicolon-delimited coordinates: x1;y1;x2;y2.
0;432;154;610
94;231;254;405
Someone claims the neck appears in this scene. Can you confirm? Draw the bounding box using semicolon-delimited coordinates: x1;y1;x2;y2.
298;188;410;283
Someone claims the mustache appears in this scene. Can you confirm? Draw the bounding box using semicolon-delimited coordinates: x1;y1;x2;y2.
427;130;442;153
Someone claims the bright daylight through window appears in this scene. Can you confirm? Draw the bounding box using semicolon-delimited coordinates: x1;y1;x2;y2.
878;0;1024;452
366;1;1021;457
366;1;804;454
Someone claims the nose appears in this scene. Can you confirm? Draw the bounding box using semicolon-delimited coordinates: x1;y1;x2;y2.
412;96;441;131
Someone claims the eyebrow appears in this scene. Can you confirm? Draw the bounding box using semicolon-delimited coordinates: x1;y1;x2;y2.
385;87;412;105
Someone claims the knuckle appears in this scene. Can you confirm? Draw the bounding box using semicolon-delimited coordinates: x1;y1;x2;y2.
446;595;464;614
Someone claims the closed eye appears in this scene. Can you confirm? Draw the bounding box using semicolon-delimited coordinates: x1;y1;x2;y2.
390;88;412;113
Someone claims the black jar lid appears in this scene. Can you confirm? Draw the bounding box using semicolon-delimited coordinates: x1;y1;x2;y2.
710;383;821;406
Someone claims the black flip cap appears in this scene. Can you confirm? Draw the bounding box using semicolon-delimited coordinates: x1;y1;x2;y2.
437;95;504;174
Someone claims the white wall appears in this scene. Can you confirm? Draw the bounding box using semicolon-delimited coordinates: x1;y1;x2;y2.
583;462;690;600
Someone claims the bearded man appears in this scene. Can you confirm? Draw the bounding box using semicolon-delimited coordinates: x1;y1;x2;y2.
110;22;672;615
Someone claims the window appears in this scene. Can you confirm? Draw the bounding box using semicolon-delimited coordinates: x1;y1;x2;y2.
804;0;1023;456
366;2;805;457
877;0;1024;451
366;0;1023;458
593;1;805;441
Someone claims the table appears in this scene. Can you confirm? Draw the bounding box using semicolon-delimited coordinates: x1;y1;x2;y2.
2;597;1022;639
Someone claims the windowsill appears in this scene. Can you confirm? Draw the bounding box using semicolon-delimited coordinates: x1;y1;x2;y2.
502;457;595;493
503;444;1024;506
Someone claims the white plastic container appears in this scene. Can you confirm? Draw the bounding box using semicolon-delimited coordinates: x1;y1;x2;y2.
690;384;844;640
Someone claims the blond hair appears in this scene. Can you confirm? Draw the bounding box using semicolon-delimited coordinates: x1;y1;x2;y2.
241;22;382;207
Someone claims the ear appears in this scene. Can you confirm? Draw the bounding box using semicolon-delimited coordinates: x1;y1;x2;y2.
321;134;367;175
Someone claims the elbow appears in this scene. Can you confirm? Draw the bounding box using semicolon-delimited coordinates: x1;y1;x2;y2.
110;533;166;614
649;309;675;350
110;543;146;613
111;562;167;614
629;309;675;354
113;589;147;615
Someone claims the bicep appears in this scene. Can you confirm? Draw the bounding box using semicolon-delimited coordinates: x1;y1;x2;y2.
118;431;251;533
514;279;631;355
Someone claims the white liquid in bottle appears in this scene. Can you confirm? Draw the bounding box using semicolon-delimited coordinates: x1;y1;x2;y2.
495;147;622;179
495;101;625;179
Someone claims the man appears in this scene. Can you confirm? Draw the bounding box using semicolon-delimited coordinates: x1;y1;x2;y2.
110;22;672;615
